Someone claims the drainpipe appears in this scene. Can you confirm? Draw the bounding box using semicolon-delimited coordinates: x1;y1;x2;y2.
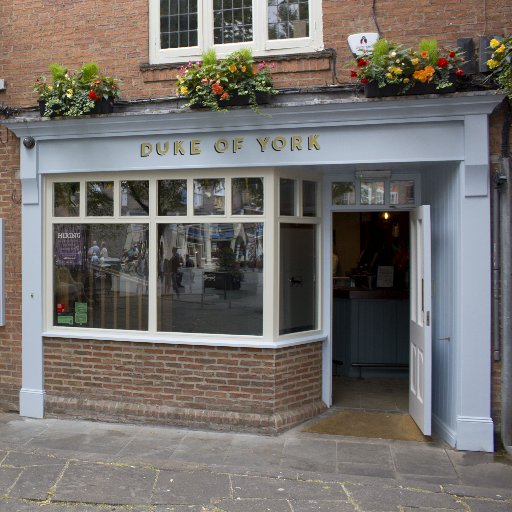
499;99;512;453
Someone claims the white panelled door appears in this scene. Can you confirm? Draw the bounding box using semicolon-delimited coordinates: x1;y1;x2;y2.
409;206;432;436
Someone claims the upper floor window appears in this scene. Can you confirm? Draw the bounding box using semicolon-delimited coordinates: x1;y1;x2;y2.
149;0;323;64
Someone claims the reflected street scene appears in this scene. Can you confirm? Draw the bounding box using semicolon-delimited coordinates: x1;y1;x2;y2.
158;222;263;335
53;223;149;330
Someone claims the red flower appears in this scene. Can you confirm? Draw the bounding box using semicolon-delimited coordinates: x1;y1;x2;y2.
449;51;456;58
211;82;224;95
437;58;449;68
88;90;100;101
455;69;465;76
350;70;358;78
357;58;368;67
360;78;369;84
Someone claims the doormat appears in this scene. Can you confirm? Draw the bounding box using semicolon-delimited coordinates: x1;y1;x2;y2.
303;410;430;442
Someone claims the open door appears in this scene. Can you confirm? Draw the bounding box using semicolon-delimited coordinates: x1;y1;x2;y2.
409;206;432;435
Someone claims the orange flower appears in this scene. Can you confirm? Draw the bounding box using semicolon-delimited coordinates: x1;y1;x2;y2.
212;81;224;95
421;50;428;58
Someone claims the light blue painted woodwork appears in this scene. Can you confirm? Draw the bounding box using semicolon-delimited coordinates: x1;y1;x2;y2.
333;296;409;377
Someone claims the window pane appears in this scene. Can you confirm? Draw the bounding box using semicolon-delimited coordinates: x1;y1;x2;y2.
232;177;264;215
213;0;253;44
54;182;80;217
280;178;295;216
360;181;385;205
87;181;114;216
121;181;149;216
158;179;187;216
54;224;149;330
279;224;316;334
157;223;263;335
390;180;415;206
302;180;317;217
194;179;225;215
268;0;309;40
160;0;198;49
332;182;355;206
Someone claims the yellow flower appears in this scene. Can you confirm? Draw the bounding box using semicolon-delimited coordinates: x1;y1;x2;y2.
386;73;393;79
490;38;501;49
180;86;189;95
66;88;73;98
196;86;201;91
486;59;499;69
229;64;237;73
48;85;53;91
403;78;410;84
241;65;247;72
496;44;506;54
411;58;419;65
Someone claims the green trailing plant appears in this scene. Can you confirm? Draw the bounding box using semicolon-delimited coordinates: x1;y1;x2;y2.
176;47;278;112
34;62;120;117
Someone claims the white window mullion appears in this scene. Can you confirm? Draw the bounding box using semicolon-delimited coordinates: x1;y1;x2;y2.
202;0;214;51
252;0;265;53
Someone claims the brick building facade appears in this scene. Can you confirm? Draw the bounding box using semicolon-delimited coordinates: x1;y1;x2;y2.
0;1;511;451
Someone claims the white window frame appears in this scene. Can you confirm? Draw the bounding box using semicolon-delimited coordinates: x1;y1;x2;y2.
44;169;323;347
149;0;324;65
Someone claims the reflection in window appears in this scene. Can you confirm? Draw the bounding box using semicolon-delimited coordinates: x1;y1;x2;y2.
157;223;263;335
302;180;317;217
121;181;149;216
232;177;264;215
360;180;385;205
280;178;295;216
53;224;149;330
390;180;415;206
158;179;187;216
87;182;114;216
194;179;225;215
213;0;253;44
332;182;355;205
54;182;80;217
160;0;198;49
268;0;309;40
279;223;316;334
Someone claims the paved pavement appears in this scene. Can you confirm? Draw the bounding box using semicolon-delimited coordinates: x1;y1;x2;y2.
0;411;511;511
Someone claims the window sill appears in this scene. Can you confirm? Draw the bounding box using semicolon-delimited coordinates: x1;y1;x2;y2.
140;49;335;83
43;328;327;349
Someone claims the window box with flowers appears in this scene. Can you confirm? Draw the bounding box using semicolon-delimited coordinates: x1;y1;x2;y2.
487;36;512;99
349;39;465;98
176;48;278;112
34;63;120;117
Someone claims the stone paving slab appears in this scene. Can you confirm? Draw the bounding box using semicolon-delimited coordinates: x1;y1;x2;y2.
281;438;337;473
0;466;22;495
463;498;512;512
152;470;231;505
231;475;349;501
9;463;64;500
344;483;467;511
53;461;156;505
215;498;293;511
444;484;512;500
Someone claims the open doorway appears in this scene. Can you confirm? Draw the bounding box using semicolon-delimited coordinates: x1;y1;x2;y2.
332;211;410;413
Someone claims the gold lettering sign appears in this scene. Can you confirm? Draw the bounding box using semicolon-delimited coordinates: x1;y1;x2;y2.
140;134;320;158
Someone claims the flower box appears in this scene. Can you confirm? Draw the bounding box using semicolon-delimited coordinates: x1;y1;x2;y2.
177;48;277;112
218;91;271;108
364;77;456;98
350;39;464;99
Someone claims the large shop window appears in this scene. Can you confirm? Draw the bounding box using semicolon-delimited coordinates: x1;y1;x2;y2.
150;0;323;64
50;176;264;337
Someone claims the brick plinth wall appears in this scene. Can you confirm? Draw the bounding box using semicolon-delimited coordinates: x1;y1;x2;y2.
44;338;326;433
